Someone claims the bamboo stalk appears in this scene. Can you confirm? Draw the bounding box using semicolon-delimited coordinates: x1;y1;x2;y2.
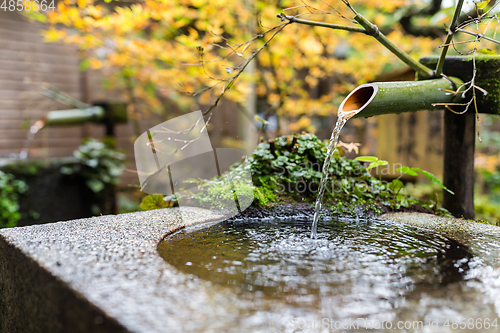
45;107;106;126
281;15;365;33
337;77;464;119
43;103;128;127
353;14;434;79
435;0;465;77
281;14;434;79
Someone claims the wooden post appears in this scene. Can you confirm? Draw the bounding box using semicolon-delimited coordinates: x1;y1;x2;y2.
442;111;475;219
419;55;500;219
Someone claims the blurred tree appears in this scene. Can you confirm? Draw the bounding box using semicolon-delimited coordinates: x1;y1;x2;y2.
29;0;475;134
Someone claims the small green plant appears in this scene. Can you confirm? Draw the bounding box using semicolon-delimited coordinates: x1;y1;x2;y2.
140;194;174;210
396;166;454;195
0;171;28;228
138;133;453;217
247;135;455;215
354;156;388;171
60;139;126;193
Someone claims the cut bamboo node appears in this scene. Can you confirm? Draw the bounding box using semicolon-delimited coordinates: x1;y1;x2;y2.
338;84;378;120
338;77;464;119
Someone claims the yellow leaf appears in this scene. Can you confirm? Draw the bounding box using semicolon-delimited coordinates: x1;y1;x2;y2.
43;28;65;42
476;0;491;10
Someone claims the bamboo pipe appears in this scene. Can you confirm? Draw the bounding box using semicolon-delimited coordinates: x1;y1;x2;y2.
44;106;106;126
42;103;128;127
338;77;464;119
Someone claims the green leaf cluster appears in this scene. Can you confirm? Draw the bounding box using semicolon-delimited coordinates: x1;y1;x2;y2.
60;139;126;194
0;171;28;228
140;133;453;217
247;134;451;215
247;134;389;205
354;156;388;170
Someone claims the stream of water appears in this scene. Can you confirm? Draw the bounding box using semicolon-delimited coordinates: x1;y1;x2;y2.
13;118;45;160
310;115;348;238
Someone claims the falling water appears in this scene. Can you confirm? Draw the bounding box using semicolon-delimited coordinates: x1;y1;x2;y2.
17;118;46;160
310;116;347;238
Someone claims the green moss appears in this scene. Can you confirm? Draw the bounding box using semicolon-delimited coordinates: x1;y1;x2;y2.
140;194;172;210
254;182;280;206
141;133;451;217
471;55;500;115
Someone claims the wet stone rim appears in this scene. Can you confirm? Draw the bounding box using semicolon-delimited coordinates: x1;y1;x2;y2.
1;208;499;332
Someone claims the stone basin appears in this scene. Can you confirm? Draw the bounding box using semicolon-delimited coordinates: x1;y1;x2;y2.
1;209;500;332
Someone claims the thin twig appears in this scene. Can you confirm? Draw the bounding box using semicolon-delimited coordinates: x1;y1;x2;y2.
435;0;465;77
281;14;365;33
456;27;500;45
353;13;434;78
280;13;434;78
318;0;357;23
433;37;488;118
203;22;291;116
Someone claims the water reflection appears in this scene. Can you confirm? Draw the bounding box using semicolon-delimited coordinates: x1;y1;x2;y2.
159;218;481;323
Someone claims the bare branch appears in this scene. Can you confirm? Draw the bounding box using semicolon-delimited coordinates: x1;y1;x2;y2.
202;22;291;116
280;12;434;78
435;0;465;77
280;14;365;33
456;27;500;45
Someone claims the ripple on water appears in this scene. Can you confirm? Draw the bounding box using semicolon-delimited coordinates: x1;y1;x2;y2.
158;218;500;330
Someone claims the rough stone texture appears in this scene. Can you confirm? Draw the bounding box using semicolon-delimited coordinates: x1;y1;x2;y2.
0;238;128;333
1;209;499;333
0;207;228;333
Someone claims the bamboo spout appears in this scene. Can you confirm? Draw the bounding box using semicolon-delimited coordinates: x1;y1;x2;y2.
45;106;105;127
43;102;128;127
338;77;464;119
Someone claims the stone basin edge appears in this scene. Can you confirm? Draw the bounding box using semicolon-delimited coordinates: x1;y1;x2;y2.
1;208;499;332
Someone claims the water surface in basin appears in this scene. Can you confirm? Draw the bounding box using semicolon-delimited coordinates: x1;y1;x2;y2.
159;218;499;331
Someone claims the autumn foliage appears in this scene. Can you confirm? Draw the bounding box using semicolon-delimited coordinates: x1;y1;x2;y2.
30;0;446;132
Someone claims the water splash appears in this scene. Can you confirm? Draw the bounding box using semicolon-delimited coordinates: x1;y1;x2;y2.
159;218;488;326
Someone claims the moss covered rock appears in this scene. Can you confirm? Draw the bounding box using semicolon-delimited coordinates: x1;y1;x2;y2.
187;133;448;217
